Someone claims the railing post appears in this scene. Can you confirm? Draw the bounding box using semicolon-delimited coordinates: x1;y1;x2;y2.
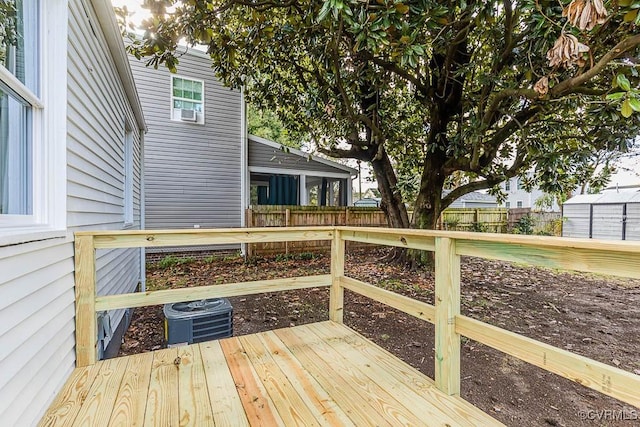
75;234;97;366
435;237;461;395
329;228;345;323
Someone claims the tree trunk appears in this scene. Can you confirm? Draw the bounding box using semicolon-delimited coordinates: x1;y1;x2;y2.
370;149;411;229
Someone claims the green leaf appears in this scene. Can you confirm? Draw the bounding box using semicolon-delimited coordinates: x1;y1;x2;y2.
629;97;640;112
617;74;631;91
621;99;633;118
606;92;626;100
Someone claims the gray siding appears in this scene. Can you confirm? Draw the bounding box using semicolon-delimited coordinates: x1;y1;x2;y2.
562;204;590;238
0;1;143;425
129;52;243;230
67;0;143;352
249;139;351;174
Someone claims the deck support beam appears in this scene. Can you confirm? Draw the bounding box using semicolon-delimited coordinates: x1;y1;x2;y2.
435;237;461;396
330;229;345;323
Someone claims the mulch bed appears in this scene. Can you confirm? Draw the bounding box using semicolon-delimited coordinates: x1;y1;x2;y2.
118;248;640;427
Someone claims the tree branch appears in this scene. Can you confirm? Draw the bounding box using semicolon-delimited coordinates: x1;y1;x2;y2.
551;34;640;96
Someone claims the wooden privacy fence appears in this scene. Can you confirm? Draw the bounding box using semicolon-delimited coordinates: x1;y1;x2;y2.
74;227;640;409
246;206;387;255
439;208;508;233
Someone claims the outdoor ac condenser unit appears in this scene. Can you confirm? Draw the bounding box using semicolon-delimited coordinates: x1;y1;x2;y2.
180;108;197;122
164;298;233;347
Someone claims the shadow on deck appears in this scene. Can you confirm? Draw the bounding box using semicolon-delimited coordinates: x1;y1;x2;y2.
40;321;501;426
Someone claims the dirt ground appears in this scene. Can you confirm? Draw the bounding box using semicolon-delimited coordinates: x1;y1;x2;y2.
118;248;640;427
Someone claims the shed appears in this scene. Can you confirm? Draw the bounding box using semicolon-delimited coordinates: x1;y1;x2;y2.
562;191;640;240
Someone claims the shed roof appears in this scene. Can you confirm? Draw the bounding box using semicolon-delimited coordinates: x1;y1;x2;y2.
442;190;497;202
564;191;640;205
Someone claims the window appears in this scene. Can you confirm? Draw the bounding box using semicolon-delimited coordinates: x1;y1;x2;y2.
123;126;133;226
505;201;511;208
505;180;510;191
516;178;522;190
1;0;39;215
171;76;204;124
517;201;523;208
0;0;66;241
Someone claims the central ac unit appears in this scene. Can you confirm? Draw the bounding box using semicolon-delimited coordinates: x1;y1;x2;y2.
164;298;233;346
180;108;197;122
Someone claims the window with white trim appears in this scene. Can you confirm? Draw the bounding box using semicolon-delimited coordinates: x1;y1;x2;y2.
0;0;66;240
1;0;39;215
123;126;133;226
504;179;510;191
171;76;204;124
517;200;523;208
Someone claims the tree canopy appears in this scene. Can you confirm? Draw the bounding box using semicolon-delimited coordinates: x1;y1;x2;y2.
128;0;640;229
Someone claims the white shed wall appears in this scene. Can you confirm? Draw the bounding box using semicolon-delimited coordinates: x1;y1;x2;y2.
591;204;624;240
562;204;591;238
625;203;640;241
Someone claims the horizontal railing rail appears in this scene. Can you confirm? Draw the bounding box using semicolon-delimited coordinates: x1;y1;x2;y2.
74;226;640;409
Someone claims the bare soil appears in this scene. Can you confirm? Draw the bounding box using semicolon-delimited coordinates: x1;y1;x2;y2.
118;248;640;427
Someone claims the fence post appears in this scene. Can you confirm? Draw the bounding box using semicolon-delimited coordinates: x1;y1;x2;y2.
246;208;253;258
329;228;345;323
435;237;461;395
285;208;291;255
75;234;97;366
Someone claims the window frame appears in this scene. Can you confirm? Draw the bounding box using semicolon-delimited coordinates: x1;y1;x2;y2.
0;0;67;245
516;201;523;208
504;179;510;191
123;125;134;227
170;75;205;124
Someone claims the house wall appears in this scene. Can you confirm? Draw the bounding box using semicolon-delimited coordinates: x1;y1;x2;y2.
0;1;144;425
500;176;560;211
129;51;243;230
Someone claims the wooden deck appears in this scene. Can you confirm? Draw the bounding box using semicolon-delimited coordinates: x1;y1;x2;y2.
40;321;502;426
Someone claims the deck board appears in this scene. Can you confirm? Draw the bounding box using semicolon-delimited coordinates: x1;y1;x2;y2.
40;322;504;426
109;353;153;427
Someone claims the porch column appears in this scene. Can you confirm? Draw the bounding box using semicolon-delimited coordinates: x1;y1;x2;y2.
299;174;308;205
328;180;335;206
346;178;353;206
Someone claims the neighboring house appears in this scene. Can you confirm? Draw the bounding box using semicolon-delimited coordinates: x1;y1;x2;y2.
0;1;145;425
249;135;356;207
444;190;498;208
562;191;640;241
128;49;356;236
499;176;560;211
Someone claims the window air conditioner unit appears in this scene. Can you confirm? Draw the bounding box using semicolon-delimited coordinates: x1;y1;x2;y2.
180;108;197;122
164;298;233;347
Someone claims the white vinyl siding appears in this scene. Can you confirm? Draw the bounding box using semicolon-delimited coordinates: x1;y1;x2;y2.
0;1;144;425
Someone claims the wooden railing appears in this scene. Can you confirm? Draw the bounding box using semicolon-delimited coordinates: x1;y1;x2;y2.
74;226;640;408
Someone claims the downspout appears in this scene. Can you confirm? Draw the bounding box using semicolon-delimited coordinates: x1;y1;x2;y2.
139;129;146;291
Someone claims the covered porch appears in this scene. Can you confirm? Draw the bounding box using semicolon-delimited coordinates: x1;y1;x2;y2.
248;135;356;207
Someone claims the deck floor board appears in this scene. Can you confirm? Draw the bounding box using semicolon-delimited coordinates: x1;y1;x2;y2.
40;322;504;427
